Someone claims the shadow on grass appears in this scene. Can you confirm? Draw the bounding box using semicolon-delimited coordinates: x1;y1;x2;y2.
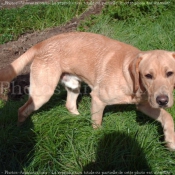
83;131;152;173
0;100;35;174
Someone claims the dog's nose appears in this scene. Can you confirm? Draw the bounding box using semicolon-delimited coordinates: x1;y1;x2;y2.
156;95;169;107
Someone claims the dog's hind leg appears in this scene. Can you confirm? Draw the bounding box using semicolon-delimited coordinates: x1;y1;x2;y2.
18;58;61;125
61;74;81;115
65;87;80;115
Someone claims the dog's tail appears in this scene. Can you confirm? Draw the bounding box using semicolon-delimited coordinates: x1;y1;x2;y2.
0;47;36;82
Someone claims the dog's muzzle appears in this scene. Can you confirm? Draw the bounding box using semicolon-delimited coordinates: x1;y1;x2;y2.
156;95;169;107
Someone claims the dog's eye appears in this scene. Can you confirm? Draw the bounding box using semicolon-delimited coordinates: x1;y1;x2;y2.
166;71;173;77
145;74;153;79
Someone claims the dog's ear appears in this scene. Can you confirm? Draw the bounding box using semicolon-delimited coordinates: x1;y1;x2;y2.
172;53;175;89
129;55;143;93
172;53;175;59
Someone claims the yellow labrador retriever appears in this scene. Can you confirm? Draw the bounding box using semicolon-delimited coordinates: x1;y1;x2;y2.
1;32;175;150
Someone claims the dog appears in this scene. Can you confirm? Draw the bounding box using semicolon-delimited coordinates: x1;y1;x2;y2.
1;32;175;150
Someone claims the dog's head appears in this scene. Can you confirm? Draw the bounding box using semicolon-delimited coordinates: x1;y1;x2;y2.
130;50;175;108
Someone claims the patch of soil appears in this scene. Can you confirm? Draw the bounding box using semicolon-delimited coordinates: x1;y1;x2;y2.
0;0;105;100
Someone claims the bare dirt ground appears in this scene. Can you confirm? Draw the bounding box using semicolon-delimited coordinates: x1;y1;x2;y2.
0;0;105;100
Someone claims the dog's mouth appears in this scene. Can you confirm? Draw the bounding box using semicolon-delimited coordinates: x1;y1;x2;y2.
149;101;168;109
158;104;168;108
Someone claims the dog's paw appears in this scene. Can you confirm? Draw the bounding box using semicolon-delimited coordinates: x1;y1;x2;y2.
166;134;175;151
65;104;80;115
70;110;80;115
166;142;175;151
71;111;80;115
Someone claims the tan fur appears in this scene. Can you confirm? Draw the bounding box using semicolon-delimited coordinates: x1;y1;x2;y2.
1;32;175;150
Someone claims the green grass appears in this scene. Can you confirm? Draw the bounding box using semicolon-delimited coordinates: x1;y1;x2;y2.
0;0;87;44
1;1;175;174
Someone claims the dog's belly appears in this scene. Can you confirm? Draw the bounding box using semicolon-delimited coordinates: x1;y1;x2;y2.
95;84;137;105
60;73;139;105
100;92;136;105
60;73;138;105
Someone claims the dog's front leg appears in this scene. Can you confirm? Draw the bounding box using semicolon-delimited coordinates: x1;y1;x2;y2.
137;102;175;150
90;91;106;129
